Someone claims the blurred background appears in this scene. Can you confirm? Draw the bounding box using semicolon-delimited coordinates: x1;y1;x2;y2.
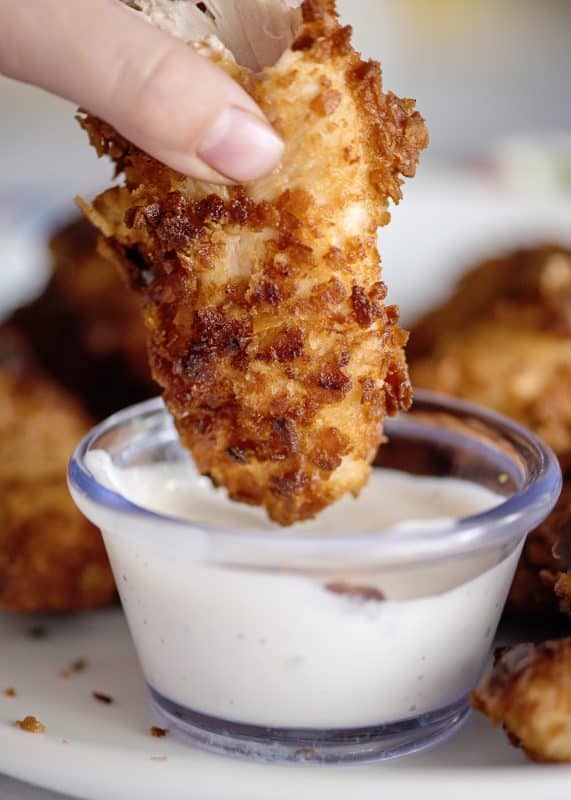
1;0;571;320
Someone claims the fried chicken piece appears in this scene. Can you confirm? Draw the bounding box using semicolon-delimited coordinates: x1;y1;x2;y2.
472;640;571;763
0;328;115;612
10;218;153;420
409;246;571;615
79;0;427;525
410;246;571;464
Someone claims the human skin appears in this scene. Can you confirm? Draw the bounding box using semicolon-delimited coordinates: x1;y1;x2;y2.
0;0;284;182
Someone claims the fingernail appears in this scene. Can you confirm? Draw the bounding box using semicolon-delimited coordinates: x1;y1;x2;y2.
197;107;284;182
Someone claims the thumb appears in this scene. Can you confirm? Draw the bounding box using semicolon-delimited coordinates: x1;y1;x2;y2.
0;0;284;183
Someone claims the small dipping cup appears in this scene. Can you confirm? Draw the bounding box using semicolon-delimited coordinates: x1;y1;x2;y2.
69;391;561;764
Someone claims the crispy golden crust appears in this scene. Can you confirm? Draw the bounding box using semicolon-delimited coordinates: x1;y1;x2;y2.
472;640;571;763
0;328;115;613
79;0;427;525
10;218;153;420
409;246;571;615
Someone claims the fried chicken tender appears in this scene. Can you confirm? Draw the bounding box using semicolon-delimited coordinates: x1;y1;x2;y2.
409;246;571;615
79;0;427;524
472;640;571;763
10;218;153;420
0;328;115;612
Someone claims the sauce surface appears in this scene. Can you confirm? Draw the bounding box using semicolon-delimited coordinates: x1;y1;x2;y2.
88;452;504;533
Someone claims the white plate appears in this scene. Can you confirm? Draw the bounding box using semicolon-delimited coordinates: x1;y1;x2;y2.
1;608;571;800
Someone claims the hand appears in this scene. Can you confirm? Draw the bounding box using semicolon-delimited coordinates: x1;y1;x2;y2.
0;0;284;182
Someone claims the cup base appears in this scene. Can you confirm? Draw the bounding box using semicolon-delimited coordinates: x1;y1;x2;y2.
149;687;470;765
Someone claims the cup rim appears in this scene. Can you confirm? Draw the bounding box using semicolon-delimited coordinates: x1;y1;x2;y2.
68;391;562;565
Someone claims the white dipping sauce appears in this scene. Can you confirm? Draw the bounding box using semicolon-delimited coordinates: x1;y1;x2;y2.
87;453;519;729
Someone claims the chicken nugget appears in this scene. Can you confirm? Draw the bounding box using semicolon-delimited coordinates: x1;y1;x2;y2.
0;328;114;612
472;640;571;763
410;246;571;463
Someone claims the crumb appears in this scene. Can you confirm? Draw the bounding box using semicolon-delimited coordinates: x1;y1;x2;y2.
325;581;385;601
62;739;69;745
150;726;169;738
27;625;48;639
498;473;509;485
60;657;88;678
92;691;113;705
295;747;316;760
151;756;168;762
16;715;45;733
4;688;16;697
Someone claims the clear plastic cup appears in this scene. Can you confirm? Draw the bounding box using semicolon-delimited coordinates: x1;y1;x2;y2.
69;391;561;765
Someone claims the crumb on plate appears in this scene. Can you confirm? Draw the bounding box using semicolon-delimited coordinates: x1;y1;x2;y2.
150;726;169;738
92;691;113;705
325;582;385;601
60;658;88;678
16;715;45;733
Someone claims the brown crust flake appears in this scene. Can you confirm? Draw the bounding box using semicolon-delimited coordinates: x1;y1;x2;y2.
16;715;45;734
92;691;114;705
150;726;170;738
326;582;385;601
60;658;88;679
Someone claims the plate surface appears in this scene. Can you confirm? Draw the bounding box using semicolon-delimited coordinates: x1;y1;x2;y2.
1;607;571;800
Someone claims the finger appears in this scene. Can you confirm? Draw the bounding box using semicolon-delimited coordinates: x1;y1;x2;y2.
0;0;284;182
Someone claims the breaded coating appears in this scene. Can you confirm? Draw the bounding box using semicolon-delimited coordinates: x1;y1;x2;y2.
409;246;571;615
473;640;571;763
0;328;114;612
10;218;153;419
79;0;427;524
